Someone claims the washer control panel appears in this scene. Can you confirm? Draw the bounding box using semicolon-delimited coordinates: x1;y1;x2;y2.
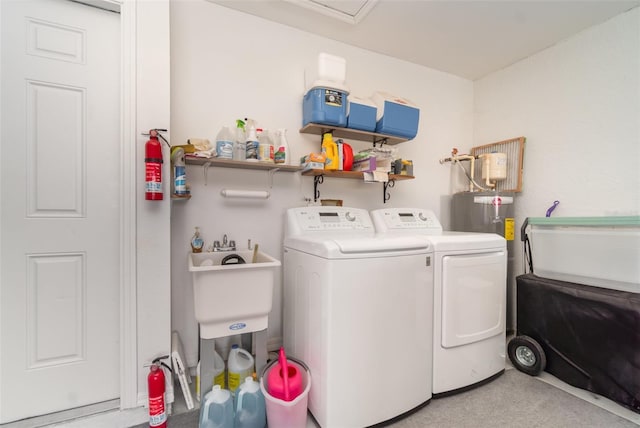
287;207;374;234
371;208;443;233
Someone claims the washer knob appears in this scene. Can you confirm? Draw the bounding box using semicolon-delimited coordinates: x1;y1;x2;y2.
418;212;428;221
345;212;356;221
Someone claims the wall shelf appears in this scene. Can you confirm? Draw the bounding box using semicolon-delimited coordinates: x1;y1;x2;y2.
301;169;414;203
299;123;409;146
185;156;302;172
299;124;413;203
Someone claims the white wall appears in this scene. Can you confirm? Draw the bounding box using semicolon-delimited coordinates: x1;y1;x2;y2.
474;8;640;277
169;0;474;366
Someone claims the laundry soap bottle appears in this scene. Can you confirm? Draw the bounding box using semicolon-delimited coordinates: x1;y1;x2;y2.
274;128;290;165
234;377;266;428
199;385;234;428
322;132;339;170
227;345;254;395
233;119;246;161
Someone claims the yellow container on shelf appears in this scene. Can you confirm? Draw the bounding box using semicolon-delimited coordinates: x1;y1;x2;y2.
321;133;339;170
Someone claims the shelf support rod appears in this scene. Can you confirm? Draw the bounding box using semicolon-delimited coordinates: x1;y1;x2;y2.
267;168;280;188
373;137;388;148
314;175;324;202
383;179;395;203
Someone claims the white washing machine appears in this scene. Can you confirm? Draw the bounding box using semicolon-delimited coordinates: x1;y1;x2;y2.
283;207;433;428
371;208;507;396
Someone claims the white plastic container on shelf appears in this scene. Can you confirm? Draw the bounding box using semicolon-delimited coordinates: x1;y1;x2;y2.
305;52;349;93
228;345;254;394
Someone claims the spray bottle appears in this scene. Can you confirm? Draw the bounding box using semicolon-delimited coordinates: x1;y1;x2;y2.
244;119;259;161
233;119;246;161
274;129;290;165
170;147;187;195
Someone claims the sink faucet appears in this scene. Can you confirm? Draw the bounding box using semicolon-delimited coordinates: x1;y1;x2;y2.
213;234;236;252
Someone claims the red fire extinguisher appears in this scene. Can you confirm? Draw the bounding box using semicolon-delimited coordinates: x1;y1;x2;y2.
145;129;164;200
148;358;168;428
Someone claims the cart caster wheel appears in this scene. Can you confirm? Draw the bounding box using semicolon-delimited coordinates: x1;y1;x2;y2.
508;335;546;376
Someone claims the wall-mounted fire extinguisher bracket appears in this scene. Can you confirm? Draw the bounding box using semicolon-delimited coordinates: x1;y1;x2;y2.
143;129;170;201
146;355;172;428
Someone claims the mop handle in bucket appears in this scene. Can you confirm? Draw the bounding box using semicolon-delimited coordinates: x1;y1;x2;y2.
279;347;291;401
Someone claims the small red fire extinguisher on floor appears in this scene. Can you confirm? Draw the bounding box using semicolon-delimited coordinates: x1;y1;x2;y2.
145;129;164;200
148;356;170;427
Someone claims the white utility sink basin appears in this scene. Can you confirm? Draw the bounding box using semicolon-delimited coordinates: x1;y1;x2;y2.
189;250;280;339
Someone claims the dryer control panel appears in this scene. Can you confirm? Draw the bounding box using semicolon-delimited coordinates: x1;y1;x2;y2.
286;206;375;236
371;208;443;233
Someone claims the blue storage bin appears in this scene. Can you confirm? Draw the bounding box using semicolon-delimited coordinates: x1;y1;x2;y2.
372;92;419;139
303;87;347;127
347;96;377;132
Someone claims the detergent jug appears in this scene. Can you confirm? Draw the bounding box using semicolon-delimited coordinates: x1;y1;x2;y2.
234;377;266;428
199;385;234;428
227;345;254;394
321;132;339;170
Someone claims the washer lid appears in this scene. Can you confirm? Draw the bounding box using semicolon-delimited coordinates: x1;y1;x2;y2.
284;235;430;258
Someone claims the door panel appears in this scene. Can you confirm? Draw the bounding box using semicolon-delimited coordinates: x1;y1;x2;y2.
441;251;506;348
1;0;120;422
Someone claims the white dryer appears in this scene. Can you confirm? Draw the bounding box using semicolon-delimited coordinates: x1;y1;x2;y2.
371;208;507;396
283;207;433;428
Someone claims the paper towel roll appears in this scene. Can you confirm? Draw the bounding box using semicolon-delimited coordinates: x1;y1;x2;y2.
220;189;270;199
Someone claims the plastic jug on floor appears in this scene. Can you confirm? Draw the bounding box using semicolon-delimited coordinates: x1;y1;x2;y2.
228;345;254;394
234;376;267;428
199;385;234;428
212;349;226;389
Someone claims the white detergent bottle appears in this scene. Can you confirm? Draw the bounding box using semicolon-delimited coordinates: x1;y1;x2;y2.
227;345;254;395
234;377;266;428
199;385;234;428
212;349;226;389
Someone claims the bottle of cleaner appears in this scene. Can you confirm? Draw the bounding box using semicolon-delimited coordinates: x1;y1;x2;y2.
322;132;339;170
191;227;204;253
227;345;254;395
244;119;259;161
233;119;246;161
234;377;266;428
212;349;226;390
171;147;187;195
199;385;234;428
274;128;290;165
257;128;274;163
215;126;234;159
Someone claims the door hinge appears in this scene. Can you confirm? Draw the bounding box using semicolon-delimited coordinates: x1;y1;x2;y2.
426;256;431;267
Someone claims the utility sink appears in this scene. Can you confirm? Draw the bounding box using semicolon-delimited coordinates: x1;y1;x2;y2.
188;250;281;339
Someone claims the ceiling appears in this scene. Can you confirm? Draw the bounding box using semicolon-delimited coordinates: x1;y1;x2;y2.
209;0;640;80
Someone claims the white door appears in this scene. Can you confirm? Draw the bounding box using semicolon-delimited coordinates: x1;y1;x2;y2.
0;0;120;422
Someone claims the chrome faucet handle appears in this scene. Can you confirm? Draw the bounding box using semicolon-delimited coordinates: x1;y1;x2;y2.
229;240;236;249
213;240;220;248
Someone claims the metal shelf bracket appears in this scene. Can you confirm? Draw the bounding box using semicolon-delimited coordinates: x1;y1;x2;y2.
383;179;395;203
314;174;324;202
